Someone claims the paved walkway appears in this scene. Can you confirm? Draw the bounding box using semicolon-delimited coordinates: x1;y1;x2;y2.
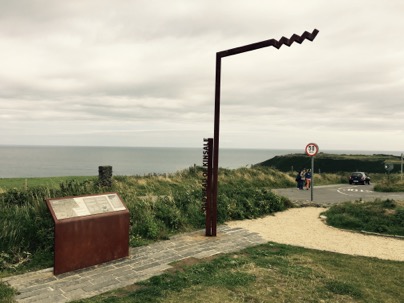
3;225;266;303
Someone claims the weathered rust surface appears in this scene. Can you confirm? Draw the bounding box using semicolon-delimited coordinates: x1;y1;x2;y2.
211;29;319;236
46;193;130;275
203;138;214;236
217;29;319;58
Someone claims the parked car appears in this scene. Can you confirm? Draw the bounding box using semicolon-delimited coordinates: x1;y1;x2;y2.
349;172;370;185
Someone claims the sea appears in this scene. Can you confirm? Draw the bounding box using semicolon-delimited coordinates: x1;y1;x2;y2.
0;145;402;178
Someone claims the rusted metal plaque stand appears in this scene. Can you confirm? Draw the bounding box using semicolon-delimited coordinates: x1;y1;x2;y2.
46;193;129;275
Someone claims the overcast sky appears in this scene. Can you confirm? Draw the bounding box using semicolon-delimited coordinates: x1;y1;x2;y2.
1;0;403;151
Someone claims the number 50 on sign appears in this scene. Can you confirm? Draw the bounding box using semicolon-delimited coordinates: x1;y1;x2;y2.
305;143;319;157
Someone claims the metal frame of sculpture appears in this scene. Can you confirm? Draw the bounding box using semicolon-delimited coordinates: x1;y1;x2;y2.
205;29;319;236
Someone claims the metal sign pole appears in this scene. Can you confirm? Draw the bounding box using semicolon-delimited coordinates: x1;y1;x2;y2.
305;143;319;202
311;156;314;201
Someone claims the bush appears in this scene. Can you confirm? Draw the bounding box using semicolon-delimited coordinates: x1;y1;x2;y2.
323;200;404;236
393;208;404;226
218;184;292;222
374;179;404;192
0;166;294;271
0;280;15;303
0;179;104;257
382;199;396;209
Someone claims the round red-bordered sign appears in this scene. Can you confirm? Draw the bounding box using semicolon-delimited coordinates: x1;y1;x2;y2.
305;143;319;157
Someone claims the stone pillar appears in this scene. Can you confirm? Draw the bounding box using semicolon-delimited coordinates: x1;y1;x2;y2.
98;166;113;187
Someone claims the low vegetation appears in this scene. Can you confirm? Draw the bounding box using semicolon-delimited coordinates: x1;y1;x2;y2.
287;171;345;185
0;176;96;193
258;152;402;173
374;175;404;192
1;166;403;302
323;199;404;236
72;242;403;303
0;166;294;276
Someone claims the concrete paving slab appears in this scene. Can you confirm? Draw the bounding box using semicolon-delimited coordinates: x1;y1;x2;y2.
3;225;266;303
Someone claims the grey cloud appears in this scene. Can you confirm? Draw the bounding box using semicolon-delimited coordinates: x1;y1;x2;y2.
0;0;403;150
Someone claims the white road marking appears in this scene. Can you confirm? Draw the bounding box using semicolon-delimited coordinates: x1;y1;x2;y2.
337;187;350;195
338;186;373;195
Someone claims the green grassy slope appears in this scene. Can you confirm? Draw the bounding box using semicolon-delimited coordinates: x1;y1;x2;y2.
257;153;402;173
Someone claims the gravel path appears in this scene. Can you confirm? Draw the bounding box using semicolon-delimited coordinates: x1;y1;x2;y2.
227;207;404;261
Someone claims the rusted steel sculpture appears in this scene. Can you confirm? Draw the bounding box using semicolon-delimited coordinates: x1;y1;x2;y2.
209;29;319;236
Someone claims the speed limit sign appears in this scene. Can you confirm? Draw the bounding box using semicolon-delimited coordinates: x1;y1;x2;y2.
305;143;319;157
305;143;319;202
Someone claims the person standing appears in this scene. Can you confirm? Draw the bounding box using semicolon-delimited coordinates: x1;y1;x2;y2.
305;169;312;190
300;169;306;189
296;170;304;190
295;171;302;189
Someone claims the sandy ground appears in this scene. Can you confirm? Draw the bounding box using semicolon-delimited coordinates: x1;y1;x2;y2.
227;207;404;262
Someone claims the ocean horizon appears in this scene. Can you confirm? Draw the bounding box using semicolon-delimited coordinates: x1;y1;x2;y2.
0;145;402;178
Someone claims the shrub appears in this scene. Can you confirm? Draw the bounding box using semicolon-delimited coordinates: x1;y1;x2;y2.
0;280;16;303
323;200;404;236
0;166;294;271
374;179;404;192
393;208;404;226
0;179;103;255
218;184;292;222
155;196;185;230
382;199;396;209
126;196;159;240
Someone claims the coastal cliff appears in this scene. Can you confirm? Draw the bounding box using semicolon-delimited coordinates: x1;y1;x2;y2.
256;153;402;173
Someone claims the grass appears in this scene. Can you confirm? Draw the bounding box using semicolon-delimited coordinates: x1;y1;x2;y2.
0;176;97;192
374;176;404;192
0;281;15;303
70;242;404;303
286;171;344;185
0;166;294;276
1;169;404;302
323;199;404;236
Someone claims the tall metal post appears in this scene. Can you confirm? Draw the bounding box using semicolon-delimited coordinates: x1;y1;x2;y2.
210;29;319;237
211;54;221;236
311;156;314;201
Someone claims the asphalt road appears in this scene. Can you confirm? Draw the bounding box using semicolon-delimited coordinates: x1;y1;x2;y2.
272;184;404;206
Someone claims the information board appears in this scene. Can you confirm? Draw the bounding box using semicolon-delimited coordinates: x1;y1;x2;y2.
46;192;130;275
48;193;126;220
